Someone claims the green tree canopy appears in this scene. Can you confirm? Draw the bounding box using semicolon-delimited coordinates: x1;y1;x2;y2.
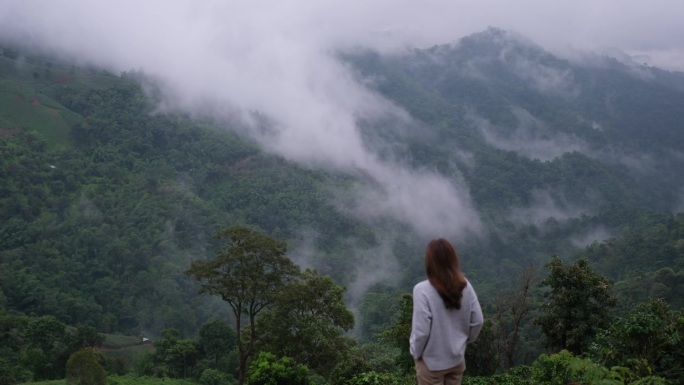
256;269;355;377
151;328;198;379
199;319;237;366
65;347;107;385
590;299;684;383
534;256;617;354
186;225;301;385
380;293;413;376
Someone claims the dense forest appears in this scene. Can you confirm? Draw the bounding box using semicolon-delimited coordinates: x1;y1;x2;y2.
1;28;684;385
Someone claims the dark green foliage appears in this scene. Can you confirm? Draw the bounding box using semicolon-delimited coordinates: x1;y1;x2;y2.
196;320;239;380
199;368;234;385
246;352;309;385
20;315;74;380
380;294;413;376
465;351;669;385
464;320;500;376
0;315;32;385
256;269;355;377
345;371;408;385
186;226;301;385
358;285;401;341
488;263;539;370
583;212;684;302
590;299;684;384
149;328;198;379
198;320;236;367
65;348;107;385
69;325;106;350
526;350;669;385
534;257;617;354
0;314;54;383
326;342;406;385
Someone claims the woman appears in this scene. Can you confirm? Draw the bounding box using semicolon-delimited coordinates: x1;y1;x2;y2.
410;238;483;385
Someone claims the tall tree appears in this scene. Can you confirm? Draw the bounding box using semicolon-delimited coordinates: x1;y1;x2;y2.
493;262;538;369
186;226;300;385
255;269;355;377
534;256;616;354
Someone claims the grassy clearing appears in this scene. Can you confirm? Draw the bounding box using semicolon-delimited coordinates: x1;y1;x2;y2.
102;333;145;349
101;343;155;369
98;333;155;369
0;78;80;149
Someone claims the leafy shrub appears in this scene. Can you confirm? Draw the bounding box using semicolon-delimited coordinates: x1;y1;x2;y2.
246;352;309;385
199;368;234;385
345;371;414;385
528;350;668;385
66;348;107;385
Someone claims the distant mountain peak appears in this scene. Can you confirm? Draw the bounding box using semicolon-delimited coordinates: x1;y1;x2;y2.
459;27;539;51
420;27;556;68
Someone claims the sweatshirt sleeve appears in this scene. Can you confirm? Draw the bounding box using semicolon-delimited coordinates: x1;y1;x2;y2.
467;284;484;343
409;284;432;359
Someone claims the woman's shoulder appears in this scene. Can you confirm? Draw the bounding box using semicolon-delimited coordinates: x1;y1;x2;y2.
463;277;479;296
412;279;431;293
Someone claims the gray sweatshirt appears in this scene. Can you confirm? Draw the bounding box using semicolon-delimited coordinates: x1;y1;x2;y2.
409;279;484;371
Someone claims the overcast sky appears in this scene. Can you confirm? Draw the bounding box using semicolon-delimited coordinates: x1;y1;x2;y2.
2;0;683;241
2;0;683;69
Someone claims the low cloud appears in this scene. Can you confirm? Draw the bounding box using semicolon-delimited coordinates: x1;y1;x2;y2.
507;190;590;226
468;108;589;161
570;226;613;248
345;164;482;239
506;53;580;97
629;48;684;73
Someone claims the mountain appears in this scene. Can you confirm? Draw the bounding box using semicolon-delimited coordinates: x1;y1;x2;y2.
1;28;684;338
344;27;684;264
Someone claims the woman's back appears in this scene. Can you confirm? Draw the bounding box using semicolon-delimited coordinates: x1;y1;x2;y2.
410;279;483;371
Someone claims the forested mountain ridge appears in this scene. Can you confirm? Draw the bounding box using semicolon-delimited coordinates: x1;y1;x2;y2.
345;28;684;214
2;28;684;384
342;28;684;275
0;53;374;337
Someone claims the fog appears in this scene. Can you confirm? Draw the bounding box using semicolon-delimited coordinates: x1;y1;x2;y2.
507;190;590;227
2;0;683;274
468;108;590;162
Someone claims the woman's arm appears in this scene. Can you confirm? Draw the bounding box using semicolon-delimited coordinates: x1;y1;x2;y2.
467;285;484;343
409;286;432;359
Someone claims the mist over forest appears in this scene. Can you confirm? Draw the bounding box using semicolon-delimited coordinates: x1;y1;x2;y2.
2;2;684;384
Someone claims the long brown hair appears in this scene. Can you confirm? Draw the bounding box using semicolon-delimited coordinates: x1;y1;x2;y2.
425;238;467;309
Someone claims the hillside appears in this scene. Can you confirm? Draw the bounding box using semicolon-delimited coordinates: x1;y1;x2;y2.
344;28;684;274
0;52;375;337
2;28;684;339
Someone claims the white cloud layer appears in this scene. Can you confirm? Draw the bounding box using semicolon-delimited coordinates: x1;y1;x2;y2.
468;108;589;161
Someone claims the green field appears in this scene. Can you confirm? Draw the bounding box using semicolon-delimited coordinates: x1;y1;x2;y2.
99;333;155;369
102;334;147;349
0;55;124;150
0;78;81;149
